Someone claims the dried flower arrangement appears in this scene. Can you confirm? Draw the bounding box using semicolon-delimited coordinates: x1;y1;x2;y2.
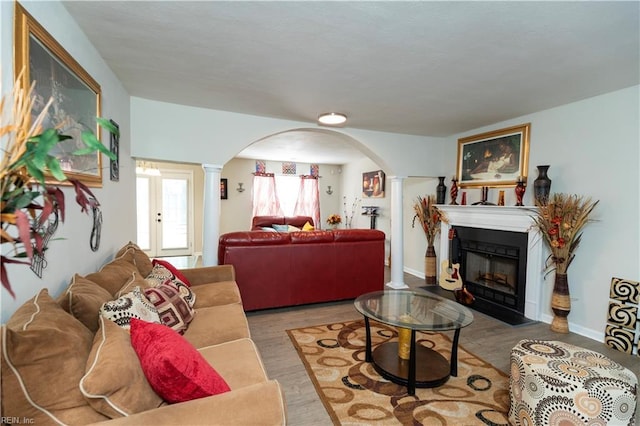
343;196;360;228
412;195;445;245
531;193;599;275
1;72;117;297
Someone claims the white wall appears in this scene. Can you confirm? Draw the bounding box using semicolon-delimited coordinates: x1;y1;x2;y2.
130;97;448;178
448;86;640;340
1;2;135;322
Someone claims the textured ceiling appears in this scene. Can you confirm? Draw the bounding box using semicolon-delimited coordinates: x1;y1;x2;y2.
62;1;640;164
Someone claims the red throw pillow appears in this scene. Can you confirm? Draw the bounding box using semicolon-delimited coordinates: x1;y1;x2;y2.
129;318;231;403
152;259;191;287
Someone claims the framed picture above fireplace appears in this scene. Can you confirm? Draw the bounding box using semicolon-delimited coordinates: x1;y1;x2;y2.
456;123;530;188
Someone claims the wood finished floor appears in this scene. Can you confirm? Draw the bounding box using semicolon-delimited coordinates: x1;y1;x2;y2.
246;268;640;425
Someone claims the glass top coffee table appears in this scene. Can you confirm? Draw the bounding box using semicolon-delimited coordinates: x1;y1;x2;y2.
354;290;474;395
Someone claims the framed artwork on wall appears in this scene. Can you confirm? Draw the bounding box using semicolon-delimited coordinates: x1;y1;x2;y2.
362;170;385;198
220;178;228;200
282;162;296;175
14;4;103;187
456;123;531;188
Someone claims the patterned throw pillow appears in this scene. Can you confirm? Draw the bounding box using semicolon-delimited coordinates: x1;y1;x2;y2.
99;287;160;330
143;281;195;334
145;264;196;307
151;259;191;287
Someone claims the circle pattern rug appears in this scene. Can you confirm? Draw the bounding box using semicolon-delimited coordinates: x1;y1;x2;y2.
287;319;510;425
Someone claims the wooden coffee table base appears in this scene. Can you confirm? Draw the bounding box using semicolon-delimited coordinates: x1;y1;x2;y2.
372;342;450;389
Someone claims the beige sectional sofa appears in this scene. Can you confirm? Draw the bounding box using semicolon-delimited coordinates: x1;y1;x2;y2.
1;242;286;425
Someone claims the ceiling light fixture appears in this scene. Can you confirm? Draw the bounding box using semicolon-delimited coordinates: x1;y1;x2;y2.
318;112;347;126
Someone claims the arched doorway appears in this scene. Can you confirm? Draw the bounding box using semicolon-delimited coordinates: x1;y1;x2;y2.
220;128;389;234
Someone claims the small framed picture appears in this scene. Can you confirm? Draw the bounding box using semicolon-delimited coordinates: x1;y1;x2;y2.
220;178;228;200
362;170;385;198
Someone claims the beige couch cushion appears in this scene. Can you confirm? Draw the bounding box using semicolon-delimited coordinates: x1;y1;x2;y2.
182;303;250;348
86;249;140;296
115;241;153;276
99;381;286;426
80;317;164;418
198;338;269;389
115;271;155;297
192;280;242;309
57;274;113;333
1;289;108;424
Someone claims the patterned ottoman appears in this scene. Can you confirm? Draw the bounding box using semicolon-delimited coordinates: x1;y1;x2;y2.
509;340;637;425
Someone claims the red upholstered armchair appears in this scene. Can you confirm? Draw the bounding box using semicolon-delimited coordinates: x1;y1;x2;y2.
251;216;314;230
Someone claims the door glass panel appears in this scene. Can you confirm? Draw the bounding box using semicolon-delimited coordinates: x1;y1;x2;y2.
136;177;151;251
161;178;188;250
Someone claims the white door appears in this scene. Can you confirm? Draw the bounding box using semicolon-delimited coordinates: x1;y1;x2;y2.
136;170;194;257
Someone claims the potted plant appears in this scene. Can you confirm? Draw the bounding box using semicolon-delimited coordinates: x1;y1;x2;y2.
1;73;117;297
531;193;599;333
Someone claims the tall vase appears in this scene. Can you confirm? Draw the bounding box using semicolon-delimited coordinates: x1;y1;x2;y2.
425;244;437;284
436;177;446;204
534;165;552;204
550;272;570;333
397;326;411;360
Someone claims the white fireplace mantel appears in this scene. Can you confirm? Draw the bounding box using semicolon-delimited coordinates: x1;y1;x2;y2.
437;205;545;321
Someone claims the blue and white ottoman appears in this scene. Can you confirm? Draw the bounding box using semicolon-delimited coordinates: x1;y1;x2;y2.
509;339;637;425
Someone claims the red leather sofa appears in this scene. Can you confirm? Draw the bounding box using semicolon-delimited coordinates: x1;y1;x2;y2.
218;228;385;311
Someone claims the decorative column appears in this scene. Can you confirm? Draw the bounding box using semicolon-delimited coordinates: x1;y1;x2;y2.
386;175;409;289
202;164;223;266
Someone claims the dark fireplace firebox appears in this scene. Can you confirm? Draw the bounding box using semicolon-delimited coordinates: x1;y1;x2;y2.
453;226;528;323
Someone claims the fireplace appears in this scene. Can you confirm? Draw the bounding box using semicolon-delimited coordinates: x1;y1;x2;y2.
454;226;528;317
435;206;546;324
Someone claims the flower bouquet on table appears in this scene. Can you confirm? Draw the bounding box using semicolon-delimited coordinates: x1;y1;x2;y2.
412;195;446;284
531;193;599;333
326;214;341;229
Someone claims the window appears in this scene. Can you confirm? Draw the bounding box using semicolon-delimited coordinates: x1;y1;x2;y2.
275;175;300;216
252;174;320;227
